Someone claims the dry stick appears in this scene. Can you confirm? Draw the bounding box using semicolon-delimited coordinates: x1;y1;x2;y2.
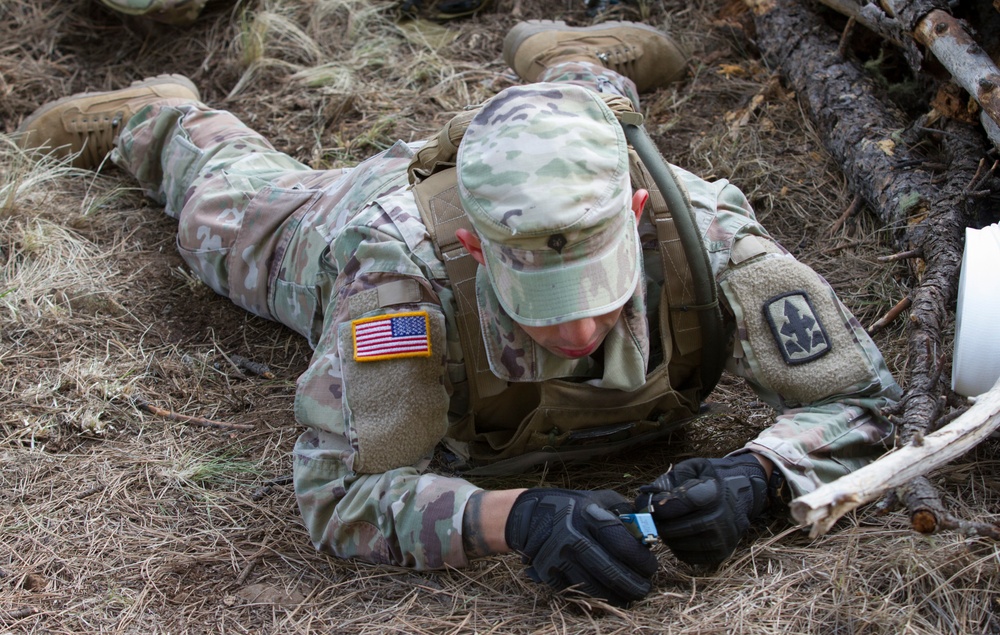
816;0;1000;147
867;296;912;334
828;193;862;236
229;354;275;380
837;15;856;58
52;482;107;512
790;377;1000;537
251;475;294;501
746;0;995;537
878;248;923;263
135;399;254;431
3;607;39;621
914;9;1000;146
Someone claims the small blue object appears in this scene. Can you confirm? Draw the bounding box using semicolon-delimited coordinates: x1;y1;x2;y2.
619;512;660;545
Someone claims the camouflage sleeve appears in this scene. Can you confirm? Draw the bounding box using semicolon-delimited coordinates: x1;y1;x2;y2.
292;199;482;569
691;175;903;498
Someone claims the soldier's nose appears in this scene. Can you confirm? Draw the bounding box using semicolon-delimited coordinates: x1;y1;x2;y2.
558;318;599;347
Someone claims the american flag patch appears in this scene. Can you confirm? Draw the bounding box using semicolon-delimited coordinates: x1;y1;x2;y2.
352;311;432;362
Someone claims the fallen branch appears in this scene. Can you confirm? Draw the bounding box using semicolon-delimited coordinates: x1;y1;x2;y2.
135;399;254;431
1;607;39;621
790;376;1000;537
746;0;996;540
877;248;923;262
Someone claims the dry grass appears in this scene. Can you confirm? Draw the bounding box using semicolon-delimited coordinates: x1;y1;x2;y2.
2;0;998;633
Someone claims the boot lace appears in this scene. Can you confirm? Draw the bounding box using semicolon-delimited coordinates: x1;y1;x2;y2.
66;111;124;167
595;45;641;80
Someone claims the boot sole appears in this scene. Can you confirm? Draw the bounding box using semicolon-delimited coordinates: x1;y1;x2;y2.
502;19;671;71
16;74;201;140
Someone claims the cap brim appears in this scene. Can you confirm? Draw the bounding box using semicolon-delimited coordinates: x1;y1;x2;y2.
481;211;641;327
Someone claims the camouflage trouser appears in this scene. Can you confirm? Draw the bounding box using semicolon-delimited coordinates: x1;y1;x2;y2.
111;62;643;570
98;0;209;25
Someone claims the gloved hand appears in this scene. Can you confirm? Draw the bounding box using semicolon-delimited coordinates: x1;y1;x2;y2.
504;488;658;606
635;455;769;568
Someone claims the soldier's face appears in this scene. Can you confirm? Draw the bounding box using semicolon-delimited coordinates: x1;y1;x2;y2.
516;307;624;359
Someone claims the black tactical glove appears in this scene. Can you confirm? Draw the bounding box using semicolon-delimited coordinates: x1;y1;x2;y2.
635;455;769;568
504;488;658;606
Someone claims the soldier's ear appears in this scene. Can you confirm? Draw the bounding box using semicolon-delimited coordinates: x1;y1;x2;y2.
455;228;486;266
631;188;649;222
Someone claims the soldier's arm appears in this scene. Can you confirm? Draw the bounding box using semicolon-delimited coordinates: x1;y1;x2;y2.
636;177;901;567
461;489;525;557
712;181;903;499
292;203;524;568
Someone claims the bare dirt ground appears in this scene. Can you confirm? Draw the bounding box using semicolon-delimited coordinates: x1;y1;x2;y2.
2;0;999;633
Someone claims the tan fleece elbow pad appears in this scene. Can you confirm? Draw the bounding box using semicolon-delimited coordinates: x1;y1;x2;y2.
723;253;880;405
338;310;449;474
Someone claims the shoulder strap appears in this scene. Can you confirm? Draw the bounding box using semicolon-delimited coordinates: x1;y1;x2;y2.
616;112;728;398
411;169;508;400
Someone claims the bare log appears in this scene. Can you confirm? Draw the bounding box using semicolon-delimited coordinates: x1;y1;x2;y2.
813;0;1000;147
790;377;1000;537
914;10;1000;144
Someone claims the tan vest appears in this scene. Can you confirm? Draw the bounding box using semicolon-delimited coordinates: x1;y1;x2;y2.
409;104;715;475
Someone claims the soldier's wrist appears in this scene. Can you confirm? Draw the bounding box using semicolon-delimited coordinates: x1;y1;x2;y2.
461;488;526;558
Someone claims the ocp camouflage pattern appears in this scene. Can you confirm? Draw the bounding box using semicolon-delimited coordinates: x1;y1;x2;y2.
111;60;901;571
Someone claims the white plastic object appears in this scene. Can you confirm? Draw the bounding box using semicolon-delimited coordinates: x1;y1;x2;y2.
952;223;1000;397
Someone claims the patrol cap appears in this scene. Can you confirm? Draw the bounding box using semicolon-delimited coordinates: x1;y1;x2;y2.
456;83;639;327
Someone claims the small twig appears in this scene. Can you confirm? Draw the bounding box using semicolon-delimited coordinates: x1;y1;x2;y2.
135;399;254;431
967;158;998;192
930;405;971;433
75;483;106;500
878;247;923;262
2;607;39;620
224;544;273;590
229;354;275;380
828;193;862;236
819;239;859;255
251;475;294;500
52;483;107;512
937;514;1000;540
837;16;856;57
867;296;912;334
966;157;988;190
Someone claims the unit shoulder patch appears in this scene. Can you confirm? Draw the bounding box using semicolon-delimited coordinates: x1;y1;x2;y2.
352;311;432;362
763;291;831;365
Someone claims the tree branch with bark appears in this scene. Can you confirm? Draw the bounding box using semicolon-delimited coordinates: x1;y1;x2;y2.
742;0;999;538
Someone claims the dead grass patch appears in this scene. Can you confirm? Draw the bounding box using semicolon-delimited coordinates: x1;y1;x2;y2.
1;0;998;633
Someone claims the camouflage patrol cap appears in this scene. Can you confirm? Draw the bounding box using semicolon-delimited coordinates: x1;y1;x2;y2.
456;83;638;327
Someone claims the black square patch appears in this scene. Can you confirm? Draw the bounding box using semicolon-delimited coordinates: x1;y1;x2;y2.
763;291;832;365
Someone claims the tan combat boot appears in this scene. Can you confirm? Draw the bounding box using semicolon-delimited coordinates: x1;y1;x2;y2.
503;20;688;93
16;74;201;169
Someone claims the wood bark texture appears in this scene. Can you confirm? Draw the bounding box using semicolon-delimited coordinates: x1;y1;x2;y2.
745;0;936;249
744;0;996;537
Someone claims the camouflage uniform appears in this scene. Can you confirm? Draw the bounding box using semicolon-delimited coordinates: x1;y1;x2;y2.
98;0;208;25
111;60;901;571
